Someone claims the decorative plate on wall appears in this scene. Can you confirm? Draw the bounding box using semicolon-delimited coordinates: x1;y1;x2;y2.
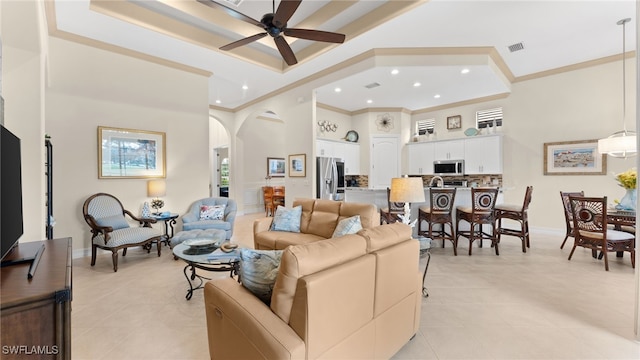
345;130;359;142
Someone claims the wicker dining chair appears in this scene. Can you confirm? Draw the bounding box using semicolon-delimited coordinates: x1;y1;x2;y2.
495;186;533;253
567;195;635;271
455;187;500;256
380;187;405;224
560;191;584;249
418;188;457;255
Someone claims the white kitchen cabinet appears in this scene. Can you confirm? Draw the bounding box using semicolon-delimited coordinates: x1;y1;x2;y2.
343;142;360;175
464;135;503;174
316;139;334;157
434;139;465;160
407;142;434;175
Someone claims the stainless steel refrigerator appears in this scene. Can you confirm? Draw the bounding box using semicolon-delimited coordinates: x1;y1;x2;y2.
316;157;345;201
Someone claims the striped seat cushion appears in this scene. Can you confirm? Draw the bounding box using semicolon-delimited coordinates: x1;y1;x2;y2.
93;227;161;248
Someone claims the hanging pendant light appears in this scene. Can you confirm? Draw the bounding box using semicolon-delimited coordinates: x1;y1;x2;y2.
598;18;636;158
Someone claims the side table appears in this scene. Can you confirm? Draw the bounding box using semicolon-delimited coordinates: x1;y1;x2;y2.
148;213;179;247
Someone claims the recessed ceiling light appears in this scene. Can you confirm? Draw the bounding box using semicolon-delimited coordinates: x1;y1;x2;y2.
215;99;221;104
461;68;470;74
367;99;373;104
434;94;441;99
334;87;342;93
413;82;421;87
391;69;399;75
242;85;248;90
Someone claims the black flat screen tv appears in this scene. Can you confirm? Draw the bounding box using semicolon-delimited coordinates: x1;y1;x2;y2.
1;124;24;260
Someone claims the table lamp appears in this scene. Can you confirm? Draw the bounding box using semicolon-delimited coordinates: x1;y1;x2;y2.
390;177;425;226
147;179;166;215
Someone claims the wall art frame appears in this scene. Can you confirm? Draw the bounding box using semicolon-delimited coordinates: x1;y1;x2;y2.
267;157;286;177
447;115;462;130
98;126;166;179
543;139;606;175
288;154;306;177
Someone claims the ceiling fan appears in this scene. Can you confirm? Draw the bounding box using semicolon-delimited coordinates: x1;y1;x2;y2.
197;0;346;66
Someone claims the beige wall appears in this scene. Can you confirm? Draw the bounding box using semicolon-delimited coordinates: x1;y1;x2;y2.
1;0;47;243
45;37;210;257
412;59;635;232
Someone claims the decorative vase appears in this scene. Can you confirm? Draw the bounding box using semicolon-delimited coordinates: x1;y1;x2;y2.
141;202;151;218
616;188;637;211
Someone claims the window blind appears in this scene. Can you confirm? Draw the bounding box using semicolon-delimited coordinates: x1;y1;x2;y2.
416;118;435;135
476;107;503;129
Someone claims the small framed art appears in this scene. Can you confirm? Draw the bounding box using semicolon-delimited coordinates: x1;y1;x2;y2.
288;154;306;177
267;157;285;177
543;139;606;175
447;115;462;130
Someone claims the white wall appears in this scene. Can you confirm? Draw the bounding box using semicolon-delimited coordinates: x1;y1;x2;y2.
45;37;210;256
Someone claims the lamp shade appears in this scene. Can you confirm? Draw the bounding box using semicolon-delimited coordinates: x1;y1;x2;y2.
147;179;166;197
390;177;425;203
598;130;637;158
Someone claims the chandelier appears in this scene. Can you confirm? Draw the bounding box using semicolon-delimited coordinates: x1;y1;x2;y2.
598;18;636;158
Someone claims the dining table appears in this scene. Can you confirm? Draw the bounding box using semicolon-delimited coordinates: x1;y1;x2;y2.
607;209;636;257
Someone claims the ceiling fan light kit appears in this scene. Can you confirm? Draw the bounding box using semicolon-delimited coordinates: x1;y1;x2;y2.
199;0;346;66
598;17;636;158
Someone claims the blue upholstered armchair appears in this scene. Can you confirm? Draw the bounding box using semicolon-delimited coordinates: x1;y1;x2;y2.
182;197;237;239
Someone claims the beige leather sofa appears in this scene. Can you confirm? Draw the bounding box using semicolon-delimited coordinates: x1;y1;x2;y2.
204;222;422;360
253;198;380;250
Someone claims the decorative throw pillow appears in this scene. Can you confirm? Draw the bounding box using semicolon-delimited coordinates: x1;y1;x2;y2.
95;215;129;230
239;248;283;304
332;215;363;238
270;205;302;233
200;204;226;220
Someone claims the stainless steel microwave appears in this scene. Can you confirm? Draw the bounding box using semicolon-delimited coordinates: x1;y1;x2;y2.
434;160;464;175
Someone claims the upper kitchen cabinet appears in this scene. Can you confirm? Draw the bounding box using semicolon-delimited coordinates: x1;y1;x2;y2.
317;138;335;157
434;139;465;160
343;142;360;175
317;138;360;175
407;142;435;175
464;135;503;174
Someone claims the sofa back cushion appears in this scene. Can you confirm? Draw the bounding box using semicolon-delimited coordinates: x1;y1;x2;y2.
295;199;341;238
270;234;368;324
357;222;412;253
339;201;379;229
293;199;378;238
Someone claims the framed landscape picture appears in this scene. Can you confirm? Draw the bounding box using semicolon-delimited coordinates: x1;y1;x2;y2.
288;154;306;177
267;157;285;177
98;126;166;179
543;139;606;175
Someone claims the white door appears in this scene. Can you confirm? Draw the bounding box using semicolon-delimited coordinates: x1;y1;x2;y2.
370;136;400;189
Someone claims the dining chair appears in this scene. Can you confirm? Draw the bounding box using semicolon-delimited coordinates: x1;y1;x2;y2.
263;186;276;217
455;187;500;256
560;191;584;249
418;188;457;255
380;187;404;224
568;195;635;271
273;186;286;208
495;186;533;253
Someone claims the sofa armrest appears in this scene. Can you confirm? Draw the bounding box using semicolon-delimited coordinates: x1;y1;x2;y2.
253;217;274;234
204;279;305;360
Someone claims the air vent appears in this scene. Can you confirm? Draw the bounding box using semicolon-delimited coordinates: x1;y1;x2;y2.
508;42;525;52
364;82;381;89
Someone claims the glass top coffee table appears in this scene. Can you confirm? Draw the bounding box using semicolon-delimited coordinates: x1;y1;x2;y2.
172;242;240;300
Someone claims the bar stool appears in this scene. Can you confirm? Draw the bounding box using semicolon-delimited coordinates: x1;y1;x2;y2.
418;188;457;255
380;187;404;224
455;187;500;256
495;186;533;253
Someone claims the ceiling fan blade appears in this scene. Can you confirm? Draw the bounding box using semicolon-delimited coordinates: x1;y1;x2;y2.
284;28;346;43
197;0;264;29
220;33;267;51
274;36;298;66
273;0;302;28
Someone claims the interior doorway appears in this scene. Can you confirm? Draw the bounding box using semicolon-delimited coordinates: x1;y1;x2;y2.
214;147;229;197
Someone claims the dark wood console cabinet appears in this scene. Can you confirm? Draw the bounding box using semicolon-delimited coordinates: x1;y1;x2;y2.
1;238;72;360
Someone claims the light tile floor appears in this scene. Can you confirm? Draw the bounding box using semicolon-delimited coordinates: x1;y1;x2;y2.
72;213;640;359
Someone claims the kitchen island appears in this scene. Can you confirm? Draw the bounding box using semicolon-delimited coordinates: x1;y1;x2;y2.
345;187;504;239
